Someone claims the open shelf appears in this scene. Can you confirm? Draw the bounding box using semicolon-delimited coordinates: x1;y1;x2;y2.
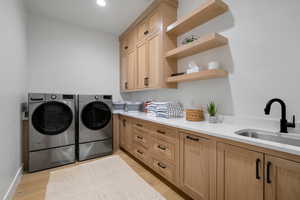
165;33;228;59
166;0;228;36
166;69;228;83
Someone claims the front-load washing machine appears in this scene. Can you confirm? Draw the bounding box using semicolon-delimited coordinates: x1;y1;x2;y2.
78;95;113;161
28;93;76;172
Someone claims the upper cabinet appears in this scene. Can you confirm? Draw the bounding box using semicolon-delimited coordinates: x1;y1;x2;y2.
119;0;178;92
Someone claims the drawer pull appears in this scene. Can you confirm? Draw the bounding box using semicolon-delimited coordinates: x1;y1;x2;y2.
186;135;199;141
157;162;167;169
136;124;143;127
256;158;261;180
158;145;167;151
137;150;144;155
267;161;272;184
137;135;144;140
157;130;166;135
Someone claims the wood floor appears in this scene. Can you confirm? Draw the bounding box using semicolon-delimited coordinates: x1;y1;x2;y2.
13;150;189;200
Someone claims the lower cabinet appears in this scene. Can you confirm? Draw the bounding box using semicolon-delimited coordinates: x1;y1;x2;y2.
119;116;133;152
180;132;216;200
265;155;300;200
217;143;264;200
119;116;300;200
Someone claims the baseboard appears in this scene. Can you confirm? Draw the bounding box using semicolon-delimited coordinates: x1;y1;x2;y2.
2;167;23;200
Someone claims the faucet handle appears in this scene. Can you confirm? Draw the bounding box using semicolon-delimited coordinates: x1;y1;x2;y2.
289;115;296;128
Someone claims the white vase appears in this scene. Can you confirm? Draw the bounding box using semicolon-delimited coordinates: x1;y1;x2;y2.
209;116;218;123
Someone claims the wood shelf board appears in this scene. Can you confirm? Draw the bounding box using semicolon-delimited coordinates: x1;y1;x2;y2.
166;69;228;83
166;0;228;36
165;33;228;59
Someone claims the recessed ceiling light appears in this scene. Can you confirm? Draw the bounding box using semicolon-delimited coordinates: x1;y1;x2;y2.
97;0;106;7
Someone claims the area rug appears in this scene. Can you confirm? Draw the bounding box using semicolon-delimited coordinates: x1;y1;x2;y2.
45;155;165;200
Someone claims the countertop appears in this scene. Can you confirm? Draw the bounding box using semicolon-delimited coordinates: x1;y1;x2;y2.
114;111;300;157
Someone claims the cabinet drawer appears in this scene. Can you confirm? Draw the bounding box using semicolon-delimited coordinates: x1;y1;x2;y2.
133;130;152;149
153;125;179;142
133;143;150;165
152;157;176;183
152;138;177;164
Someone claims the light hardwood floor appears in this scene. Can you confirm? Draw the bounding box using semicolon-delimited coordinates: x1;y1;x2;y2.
13;150;190;200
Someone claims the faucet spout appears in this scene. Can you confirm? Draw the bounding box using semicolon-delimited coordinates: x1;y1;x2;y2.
264;98;295;133
264;98;287;121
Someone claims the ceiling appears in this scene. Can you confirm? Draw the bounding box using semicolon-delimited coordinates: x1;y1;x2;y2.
24;0;154;35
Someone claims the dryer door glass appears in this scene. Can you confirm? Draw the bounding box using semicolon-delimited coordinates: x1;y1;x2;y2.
32;102;73;135
81;101;111;130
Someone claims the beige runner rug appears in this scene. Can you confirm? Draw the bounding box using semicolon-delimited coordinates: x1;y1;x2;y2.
45;155;165;200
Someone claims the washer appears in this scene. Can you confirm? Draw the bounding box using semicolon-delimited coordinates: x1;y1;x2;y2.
78;95;113;161
28;93;76;172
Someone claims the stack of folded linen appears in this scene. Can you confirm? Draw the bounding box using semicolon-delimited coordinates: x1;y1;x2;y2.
146;101;183;119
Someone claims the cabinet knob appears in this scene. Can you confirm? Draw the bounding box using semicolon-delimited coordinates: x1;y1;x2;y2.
157;162;167;169
124;46;128;50
144;30;149;35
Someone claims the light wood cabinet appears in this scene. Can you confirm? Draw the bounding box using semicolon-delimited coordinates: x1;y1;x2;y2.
119;117;132;152
127;50;137;90
137;19;149;42
148;11;162;35
180;132;216;200
137;41;149;89
217;143;264;200
118;115;300;200
119;1;178;92
148;33;161;88
120;54;128;91
265;155;300;200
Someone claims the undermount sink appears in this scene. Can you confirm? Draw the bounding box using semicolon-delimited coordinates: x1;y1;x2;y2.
235;129;300;147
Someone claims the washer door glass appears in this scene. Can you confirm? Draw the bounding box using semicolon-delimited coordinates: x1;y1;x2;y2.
81;101;111;130
32;101;73;135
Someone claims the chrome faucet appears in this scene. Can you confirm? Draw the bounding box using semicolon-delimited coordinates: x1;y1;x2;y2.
264;98;296;133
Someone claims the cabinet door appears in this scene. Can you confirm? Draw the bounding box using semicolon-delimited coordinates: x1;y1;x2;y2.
119;117;132;152
119;117;126;149
127;50;137;90
148;33;161;88
120;37;129;54
148;11;161;35
137;19;149;42
137;41;149;89
128;29;137;51
180;132;216;200
217;143;264;200
120;54;128;91
265;155;300;200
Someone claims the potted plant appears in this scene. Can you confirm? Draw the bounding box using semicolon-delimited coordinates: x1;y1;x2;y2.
207;102;218;123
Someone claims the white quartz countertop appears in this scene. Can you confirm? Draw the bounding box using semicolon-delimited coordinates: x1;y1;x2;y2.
114;111;300;157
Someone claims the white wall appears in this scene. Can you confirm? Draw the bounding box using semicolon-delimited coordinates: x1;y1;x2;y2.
126;0;300;120
0;0;27;198
27;13;121;100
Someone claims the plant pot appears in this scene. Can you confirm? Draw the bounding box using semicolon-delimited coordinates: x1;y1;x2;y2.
209;116;218;123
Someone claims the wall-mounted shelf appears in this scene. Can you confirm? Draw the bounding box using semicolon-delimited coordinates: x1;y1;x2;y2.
166;69;228;83
165;33;228;59
166;0;228;36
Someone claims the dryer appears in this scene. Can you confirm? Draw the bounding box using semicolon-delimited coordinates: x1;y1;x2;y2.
28;93;76;172
78;95;113;161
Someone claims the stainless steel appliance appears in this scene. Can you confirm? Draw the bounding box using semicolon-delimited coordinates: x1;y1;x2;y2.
28;93;76;172
78;95;113;161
